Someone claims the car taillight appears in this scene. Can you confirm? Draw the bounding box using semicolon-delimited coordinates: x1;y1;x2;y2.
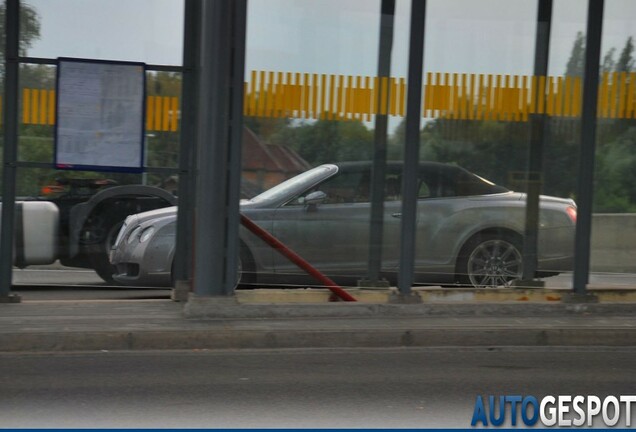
566;206;577;223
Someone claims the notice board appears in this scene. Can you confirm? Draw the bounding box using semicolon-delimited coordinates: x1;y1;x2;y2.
55;58;146;172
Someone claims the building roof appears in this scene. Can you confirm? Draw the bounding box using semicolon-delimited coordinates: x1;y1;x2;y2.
242;127;310;174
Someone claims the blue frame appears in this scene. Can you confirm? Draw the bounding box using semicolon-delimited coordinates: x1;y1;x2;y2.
54;57;147;173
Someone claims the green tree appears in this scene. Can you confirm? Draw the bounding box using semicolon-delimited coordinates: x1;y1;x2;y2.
271;119;373;166
0;3;41;59
565;31;586;77
594;128;636;212
418;119;531;188
20;64;55;88
616;36;634;73
593;36;636;211
601;47;616;73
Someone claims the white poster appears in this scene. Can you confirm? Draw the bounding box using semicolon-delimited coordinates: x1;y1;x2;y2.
55;58;146;172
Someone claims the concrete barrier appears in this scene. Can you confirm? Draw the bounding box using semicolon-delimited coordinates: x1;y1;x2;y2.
591;214;636;273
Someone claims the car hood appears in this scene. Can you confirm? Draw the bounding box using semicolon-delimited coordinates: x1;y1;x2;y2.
129;199;262;226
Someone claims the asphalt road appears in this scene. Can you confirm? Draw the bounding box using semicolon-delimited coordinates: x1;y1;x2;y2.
1;347;634;428
11;263;636;300
12;264;171;300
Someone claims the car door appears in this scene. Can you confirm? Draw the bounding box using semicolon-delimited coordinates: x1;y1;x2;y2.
270;165;403;279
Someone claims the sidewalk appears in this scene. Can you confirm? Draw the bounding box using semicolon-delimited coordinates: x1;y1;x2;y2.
1;292;636;352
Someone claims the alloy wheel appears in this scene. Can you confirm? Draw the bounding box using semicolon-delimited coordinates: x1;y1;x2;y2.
466;238;523;288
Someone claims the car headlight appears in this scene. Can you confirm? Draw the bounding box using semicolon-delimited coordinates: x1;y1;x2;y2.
127;226;142;244
113;221;128;248
139;226;156;243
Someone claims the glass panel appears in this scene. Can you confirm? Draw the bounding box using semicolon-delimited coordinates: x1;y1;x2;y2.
243;0;400;288
21;0;184;65
12;164;178;290
590;0;636;288
14;66;181;289
18;63;55;164
144;71;181;190
10;0;622;294
0;1;4;188
14;1;183;292
411;1;527;288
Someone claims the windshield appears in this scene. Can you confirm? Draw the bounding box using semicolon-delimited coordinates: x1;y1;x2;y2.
250;165;337;204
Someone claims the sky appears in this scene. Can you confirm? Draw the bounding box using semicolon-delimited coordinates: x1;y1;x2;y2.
24;0;636;79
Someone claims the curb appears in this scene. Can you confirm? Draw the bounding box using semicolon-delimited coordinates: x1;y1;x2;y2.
233;287;636;304
183;300;636;318
2;327;636;352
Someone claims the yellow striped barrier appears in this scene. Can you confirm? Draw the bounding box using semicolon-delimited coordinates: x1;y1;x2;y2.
243;71;636;122
18;90;180;132
13;71;636;128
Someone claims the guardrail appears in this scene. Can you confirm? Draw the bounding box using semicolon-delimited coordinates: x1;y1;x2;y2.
591;214;636;273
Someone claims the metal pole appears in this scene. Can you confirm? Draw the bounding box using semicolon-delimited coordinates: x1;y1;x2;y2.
0;0;21;302
365;0;395;287
397;0;426;298
192;0;231;296
519;0;552;286
173;0;201;293
572;0;604;297
191;0;240;297
224;0;247;293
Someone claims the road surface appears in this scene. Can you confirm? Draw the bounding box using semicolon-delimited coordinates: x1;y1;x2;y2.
11;263;636;301
1;347;634;428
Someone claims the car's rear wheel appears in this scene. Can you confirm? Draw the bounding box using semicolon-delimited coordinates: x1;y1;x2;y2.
457;233;523;288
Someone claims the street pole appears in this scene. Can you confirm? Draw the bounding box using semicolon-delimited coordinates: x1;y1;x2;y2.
517;0;552;288
224;0;247;294
364;0;395;288
189;0;245;301
0;0;21;302
395;0;426;303
172;0;201;300
570;0;604;302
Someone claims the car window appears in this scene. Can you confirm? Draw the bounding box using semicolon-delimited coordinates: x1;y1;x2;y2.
417;180;431;198
419;171;453;198
287;170;368;205
384;175;402;201
419;166;508;198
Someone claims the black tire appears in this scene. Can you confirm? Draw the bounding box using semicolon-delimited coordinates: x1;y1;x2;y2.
456;233;523;288
169;243;256;289
87;219;124;285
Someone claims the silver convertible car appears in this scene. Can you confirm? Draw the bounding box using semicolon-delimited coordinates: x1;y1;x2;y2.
110;161;577;288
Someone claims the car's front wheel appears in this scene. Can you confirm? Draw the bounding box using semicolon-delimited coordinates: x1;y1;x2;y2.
87;218;124;285
170;243;256;289
457;234;523;288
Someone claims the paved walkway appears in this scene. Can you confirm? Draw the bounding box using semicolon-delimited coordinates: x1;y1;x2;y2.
1;298;635;352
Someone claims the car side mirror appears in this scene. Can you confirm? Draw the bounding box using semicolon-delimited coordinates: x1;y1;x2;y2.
304;190;327;211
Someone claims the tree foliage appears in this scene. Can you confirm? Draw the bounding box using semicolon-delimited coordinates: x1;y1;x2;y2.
616;36;635;73
0;3;40;59
271;119;374;165
565;31;586;77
